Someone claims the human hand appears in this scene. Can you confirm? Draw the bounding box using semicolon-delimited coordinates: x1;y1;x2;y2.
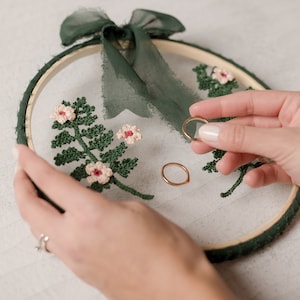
189;90;300;187
13;145;235;300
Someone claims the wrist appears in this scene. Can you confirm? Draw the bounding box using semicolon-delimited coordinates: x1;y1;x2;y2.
172;255;236;300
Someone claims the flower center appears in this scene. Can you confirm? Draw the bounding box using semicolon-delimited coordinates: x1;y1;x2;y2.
125;130;134;138
59;111;66;116
220;72;227;78
93;169;102;176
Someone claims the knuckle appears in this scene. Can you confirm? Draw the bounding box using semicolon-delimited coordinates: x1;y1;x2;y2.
62;233;85;262
78;204;104;226
224;124;247;150
35;166;56;188
246;91;256;115
18;205;29;221
126;201;148;213
18;199;36;222
66;243;84;262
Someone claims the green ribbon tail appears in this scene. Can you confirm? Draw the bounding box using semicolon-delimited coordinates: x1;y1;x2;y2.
101;27;153;119
130;25;199;134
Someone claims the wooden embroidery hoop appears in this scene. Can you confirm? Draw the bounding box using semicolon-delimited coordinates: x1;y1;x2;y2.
17;38;300;263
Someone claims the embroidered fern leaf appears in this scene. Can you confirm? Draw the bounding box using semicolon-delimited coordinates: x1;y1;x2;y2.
113;158;138;177
88;131;114;151
100;142;127;164
51;97;154;200
76;114;98;126
51;130;75;148
54;147;86;166
81;124;106;139
52;120;73;130
193;64;262;197
70;161;91;181
193;65;239;97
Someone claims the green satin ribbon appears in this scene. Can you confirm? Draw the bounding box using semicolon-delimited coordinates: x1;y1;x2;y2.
60;8;199;134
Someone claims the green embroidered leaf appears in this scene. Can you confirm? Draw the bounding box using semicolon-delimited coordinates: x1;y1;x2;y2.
70;161;91;181
54;147;86;166
75;115;97;126
100;142;127;164
81;124;106;139
89;182;104;193
69;97;98;126
88;131;114;151
52;120;74;130
193;64;212;90
113;157;138;177
62;100;72;106
51;130;75;148
89;181;111;193
193;65;239;97
72;97;95;114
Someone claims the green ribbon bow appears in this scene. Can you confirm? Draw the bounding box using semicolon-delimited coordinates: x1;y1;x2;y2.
60;8;198;134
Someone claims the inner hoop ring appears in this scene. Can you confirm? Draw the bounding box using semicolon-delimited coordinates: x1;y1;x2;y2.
16;38;300;263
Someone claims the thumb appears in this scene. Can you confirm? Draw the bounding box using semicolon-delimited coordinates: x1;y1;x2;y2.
197;123;288;160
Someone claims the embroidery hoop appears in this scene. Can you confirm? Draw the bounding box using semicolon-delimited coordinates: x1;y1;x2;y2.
16;38;300;263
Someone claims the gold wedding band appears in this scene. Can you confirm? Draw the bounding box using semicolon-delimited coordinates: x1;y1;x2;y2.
161;162;190;186
182;116;208;141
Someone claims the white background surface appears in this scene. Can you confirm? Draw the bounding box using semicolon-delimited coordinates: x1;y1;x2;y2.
1;0;300;299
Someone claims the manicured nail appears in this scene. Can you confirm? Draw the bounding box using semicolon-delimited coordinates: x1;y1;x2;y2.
198;124;220;142
12;146;19;161
14;163;22;175
12;146;21;175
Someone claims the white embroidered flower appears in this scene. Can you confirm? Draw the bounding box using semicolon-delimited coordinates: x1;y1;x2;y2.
212;67;234;84
116;124;142;145
50;104;76;124
85;162;113;185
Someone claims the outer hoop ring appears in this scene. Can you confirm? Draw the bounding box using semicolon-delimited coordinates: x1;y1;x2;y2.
16;37;300;263
162;162;190;186
182;116;208;141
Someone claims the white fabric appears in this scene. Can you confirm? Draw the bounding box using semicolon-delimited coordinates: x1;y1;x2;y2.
2;1;300;299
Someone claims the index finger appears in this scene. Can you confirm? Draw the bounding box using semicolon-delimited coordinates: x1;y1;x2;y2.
189;90;291;119
16;145;108;214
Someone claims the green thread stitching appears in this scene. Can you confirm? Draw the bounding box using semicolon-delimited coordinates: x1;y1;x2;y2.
193;64;262;197
51;97;154;200
193;64;239;97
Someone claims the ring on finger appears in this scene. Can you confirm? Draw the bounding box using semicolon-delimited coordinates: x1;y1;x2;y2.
35;233;50;253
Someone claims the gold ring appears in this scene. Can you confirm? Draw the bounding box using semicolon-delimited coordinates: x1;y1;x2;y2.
35;233;50;253
182;116;208;141
161;162;190;186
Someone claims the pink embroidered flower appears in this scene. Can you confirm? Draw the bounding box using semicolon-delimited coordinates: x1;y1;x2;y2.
85;162;113;184
116;124;142;145
212;67;234;84
50;104;76;124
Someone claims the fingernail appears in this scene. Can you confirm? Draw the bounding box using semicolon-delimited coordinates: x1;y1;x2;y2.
198;124;220;142
14;163;22;175
12;146;19;161
12;146;21;175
